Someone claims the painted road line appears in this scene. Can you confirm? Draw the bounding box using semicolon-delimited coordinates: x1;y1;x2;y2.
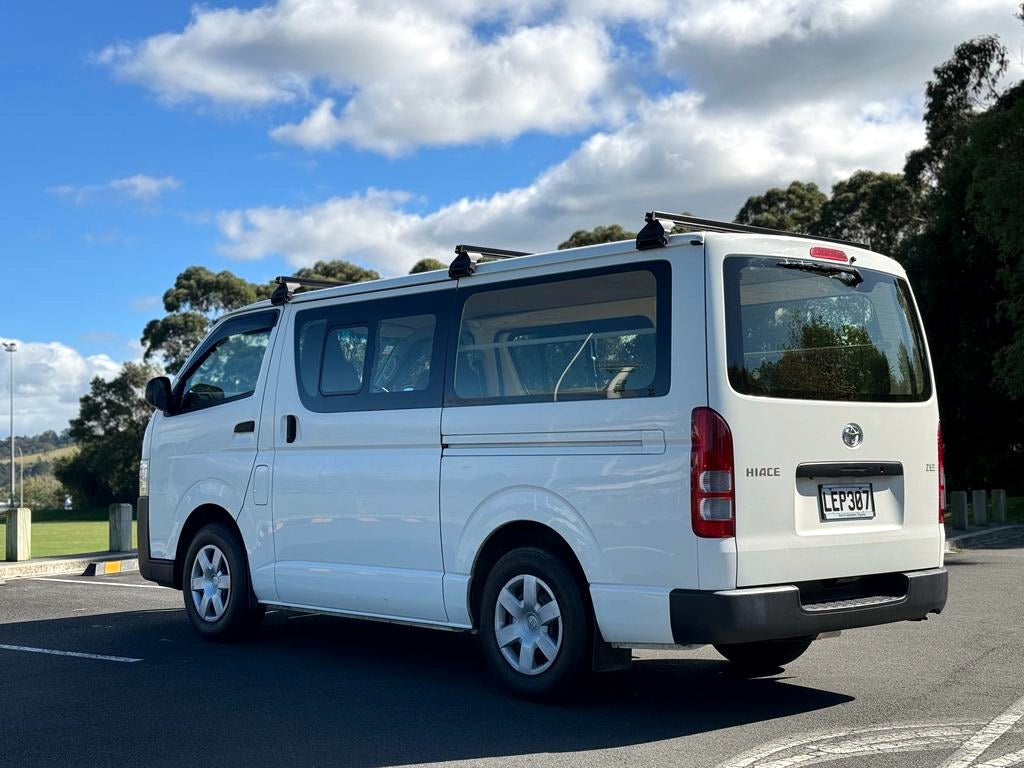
30;577;168;589
939;693;1024;768
719;692;1024;767
718;723;980;768
0;644;142;663
978;748;1024;768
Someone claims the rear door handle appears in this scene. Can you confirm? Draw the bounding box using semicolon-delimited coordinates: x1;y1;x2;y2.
234;420;255;434
286;415;298;444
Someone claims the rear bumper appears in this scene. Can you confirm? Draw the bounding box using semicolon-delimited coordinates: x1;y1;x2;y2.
670;567;947;645
137;496;175;588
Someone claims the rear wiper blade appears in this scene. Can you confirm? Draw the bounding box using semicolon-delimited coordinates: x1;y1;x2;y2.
776;260;863;287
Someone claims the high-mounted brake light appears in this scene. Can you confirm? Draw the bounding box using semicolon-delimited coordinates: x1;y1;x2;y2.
938;424;946;524
809;246;849;263
691;407;735;538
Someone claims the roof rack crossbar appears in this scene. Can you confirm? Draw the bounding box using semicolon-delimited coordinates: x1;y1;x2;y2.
449;243;533;279
454;244;532;260
271;274;354;305
645;211;867;249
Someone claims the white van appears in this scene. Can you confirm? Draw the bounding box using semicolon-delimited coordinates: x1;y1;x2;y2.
138;212;947;699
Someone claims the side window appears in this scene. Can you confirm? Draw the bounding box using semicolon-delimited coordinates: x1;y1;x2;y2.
179;328;271;413
370;314;436;393
320;326;368;395
292;290;450;412
453;265;668;403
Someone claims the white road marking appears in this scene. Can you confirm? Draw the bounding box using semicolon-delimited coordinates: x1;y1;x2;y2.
978;748;1024;768
940;694;1024;768
0;643;142;663
719;692;1024;767
30;577;168;589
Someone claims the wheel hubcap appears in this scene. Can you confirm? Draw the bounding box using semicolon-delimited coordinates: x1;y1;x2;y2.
190;544;231;623
494;574;562;676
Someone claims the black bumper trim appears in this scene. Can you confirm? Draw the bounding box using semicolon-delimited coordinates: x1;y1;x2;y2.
137;496;175;588
670;567;947;645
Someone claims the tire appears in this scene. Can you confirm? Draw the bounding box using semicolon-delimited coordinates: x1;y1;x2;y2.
714;636;814;675
479;547;590;701
182;522;264;641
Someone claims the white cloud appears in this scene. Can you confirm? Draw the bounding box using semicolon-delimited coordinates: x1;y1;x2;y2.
656;0;1024;110
217;89;925;272
99;0;623;154
0;339;121;435
50;174;180;204
109;174;180;200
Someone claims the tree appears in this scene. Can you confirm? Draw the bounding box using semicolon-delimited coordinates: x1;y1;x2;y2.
409;258;446;274
558;225;635;250
899;33;1024;491
23;474;64;510
735;181;827;232
142;261;379;373
292;260;379;284
142;267;271;374
817;171;921;255
54;362;160;507
905;36;1009;188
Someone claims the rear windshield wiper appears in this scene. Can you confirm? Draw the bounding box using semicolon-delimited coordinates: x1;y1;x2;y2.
776;260;863;287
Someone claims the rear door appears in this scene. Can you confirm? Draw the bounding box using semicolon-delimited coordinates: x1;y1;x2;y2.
707;244;942;587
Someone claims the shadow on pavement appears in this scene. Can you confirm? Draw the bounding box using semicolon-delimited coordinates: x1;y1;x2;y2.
0;608;853;767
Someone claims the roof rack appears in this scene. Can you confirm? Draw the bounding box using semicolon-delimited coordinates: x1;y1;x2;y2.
449;244;532;279
271;275;354;305
636;211;867;250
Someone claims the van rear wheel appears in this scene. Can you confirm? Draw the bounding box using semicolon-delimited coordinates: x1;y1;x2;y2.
182;523;264;641
714;636;814;675
479;547;589;701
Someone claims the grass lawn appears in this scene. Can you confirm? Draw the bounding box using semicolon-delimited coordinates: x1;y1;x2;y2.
0;507;136;560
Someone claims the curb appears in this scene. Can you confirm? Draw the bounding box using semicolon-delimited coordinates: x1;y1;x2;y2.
0;551;140;582
945;524;1023;553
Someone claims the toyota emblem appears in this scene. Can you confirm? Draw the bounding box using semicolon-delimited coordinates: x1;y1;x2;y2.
842;423;864;448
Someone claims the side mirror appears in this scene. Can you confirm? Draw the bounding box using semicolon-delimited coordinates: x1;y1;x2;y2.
145;376;173;413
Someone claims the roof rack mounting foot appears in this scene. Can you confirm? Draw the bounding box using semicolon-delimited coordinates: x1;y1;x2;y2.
635;214;668;251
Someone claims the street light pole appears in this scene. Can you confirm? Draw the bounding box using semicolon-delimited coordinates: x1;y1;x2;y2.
15;446;23;508
2;342;15;511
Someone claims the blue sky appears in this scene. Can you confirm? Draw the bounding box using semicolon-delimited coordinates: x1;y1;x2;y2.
2;0;1022;433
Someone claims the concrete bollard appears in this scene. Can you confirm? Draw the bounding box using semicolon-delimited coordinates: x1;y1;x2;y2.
972;489;988;526
4;508;32;562
949;491;968;530
108;503;133;553
991;489;1007;525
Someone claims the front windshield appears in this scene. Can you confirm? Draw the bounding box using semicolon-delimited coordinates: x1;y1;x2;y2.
724;256;931;402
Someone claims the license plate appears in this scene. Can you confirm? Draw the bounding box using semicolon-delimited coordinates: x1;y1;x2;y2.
818;483;875;520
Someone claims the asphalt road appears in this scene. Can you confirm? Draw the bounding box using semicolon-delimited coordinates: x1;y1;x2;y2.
1;534;1022;768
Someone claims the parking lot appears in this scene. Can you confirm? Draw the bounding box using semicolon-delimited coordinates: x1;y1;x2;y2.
1;533;1022;768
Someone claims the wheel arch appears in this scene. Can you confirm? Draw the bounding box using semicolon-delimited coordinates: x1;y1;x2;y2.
173;504;245;590
468;520;592;630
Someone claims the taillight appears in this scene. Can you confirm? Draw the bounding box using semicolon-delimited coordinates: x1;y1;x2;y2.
938;424;946;524
691;407;735;538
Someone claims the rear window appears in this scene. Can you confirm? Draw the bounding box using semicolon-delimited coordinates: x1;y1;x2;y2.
724;256;931;402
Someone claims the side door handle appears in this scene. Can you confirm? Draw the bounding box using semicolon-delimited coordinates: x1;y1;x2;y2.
234;420;255;434
286;415;298;444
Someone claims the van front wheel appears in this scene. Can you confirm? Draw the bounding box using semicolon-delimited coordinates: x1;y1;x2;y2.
479;548;589;700
714;636;814;675
182;523;264;641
